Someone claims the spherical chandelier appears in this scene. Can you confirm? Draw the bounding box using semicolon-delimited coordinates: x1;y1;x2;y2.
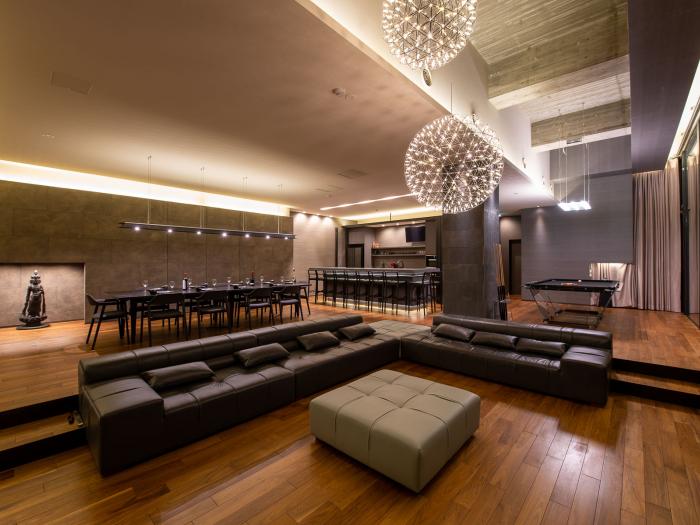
382;0;477;77
404;114;504;214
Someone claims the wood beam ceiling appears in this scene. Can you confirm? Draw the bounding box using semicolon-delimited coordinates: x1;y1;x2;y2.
531;99;631;147
470;0;631;147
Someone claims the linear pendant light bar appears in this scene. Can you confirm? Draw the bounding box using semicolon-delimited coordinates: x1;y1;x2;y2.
120;222;295;240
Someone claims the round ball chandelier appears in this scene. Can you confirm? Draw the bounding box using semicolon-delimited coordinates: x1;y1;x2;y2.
404;114;504;214
382;0;478;75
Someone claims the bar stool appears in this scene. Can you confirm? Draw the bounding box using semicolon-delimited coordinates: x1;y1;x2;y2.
85;294;130;350
415;271;432;315
429;272;441;312
366;270;386;313
308;269;320;303
384;271;402;314
324;269;338;307
344;269;361;309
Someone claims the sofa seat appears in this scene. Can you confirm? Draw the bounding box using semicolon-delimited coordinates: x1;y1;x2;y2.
280;334;401;397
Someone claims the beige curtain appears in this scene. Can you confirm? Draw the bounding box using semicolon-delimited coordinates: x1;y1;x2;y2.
632;159;682;311
590;263;635;307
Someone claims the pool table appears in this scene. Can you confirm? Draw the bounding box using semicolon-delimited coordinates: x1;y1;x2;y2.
523;278;620;328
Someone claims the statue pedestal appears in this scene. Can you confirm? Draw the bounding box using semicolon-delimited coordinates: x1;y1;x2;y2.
17;322;50;330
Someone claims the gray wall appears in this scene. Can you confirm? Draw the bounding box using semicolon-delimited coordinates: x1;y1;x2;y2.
292;213;341;276
0;181;293;321
499;216;522;294
521;173;633;303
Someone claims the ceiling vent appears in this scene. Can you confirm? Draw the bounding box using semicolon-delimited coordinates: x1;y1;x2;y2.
51;71;92;95
338;169;368;179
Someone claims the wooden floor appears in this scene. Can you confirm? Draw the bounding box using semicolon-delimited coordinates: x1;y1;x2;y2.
0;302;699;524
1;299;700;413
0;362;698;525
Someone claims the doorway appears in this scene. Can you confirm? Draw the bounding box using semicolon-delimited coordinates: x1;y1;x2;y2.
509;239;522;296
346;244;365;268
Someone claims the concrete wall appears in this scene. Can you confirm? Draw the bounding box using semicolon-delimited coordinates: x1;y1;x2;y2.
292;213;340;277
521;173;633;304
0;181;293;321
0;263;84;327
442;189;500;318
499;216;522;294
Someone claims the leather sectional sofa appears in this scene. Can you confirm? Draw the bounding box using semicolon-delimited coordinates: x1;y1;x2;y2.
401;314;612;405
79;313;611;475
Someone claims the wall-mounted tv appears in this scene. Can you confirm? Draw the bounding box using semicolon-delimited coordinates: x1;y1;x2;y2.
405;225;426;243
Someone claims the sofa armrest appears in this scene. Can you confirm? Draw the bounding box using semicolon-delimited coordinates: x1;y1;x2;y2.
559;346;611;405
81;377;164;475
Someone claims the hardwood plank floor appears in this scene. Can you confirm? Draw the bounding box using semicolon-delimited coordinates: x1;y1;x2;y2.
1;298;699;413
0;362;697;525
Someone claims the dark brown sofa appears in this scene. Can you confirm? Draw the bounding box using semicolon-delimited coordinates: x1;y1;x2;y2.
79;314;401;475
400;313;612;405
79;313;612;475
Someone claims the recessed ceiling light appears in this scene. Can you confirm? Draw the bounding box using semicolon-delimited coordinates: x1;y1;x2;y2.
244;233;250;238
196;230;202;235
133;226;140;231
265;234;270;239
167;228;173;233
222;232;228;237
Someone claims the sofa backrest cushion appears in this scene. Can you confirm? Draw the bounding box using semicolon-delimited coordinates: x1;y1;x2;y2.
79;314;362;386
516;338;567;358
471;331;518;350
141;362;214;391
250;314;363;346
238;343;290;368
297;331;340;351
432;323;475;342
432;313;612;350
339;323;376;341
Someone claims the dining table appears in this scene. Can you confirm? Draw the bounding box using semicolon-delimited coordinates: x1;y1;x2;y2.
104;281;310;341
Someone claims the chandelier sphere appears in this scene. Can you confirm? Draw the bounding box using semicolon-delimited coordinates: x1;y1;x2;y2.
404;114;504;214
382;0;478;72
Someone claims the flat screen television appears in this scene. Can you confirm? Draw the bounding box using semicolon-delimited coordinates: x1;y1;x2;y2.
405;225;426;243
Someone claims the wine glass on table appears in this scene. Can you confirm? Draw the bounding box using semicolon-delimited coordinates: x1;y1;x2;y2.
168;280;175;290
211;278;217;288
226;276;232;286
142;279;149;292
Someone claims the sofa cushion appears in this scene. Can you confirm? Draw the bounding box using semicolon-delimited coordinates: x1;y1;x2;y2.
516;338;567;358
205;354;237;370
237;343;289;368
433;323;475;342
141;362;214;391
471;331;518;350
297;331;340;351
339;323;376;341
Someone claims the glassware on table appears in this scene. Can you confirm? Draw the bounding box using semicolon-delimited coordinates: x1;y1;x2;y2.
142;279;149;290
168;280;175;290
211;278;217;287
226;276;232;285
260;276;264;286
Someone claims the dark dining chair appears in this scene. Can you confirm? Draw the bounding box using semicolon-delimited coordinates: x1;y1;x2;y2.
275;285;304;322
85;294;130;350
239;287;274;329
189;290;228;337
140;293;185;346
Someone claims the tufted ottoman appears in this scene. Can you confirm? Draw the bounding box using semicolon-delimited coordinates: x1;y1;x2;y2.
309;369;480;492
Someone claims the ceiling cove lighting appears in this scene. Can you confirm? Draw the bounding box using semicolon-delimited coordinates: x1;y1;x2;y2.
0;159;291;217
319;194;413;211
404;114;504;214
120;222;295;239
382;0;477;85
340;206;441;221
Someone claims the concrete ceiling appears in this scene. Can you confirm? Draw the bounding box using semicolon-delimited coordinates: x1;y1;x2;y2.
628;0;700;172
470;0;631;149
0;0;557;217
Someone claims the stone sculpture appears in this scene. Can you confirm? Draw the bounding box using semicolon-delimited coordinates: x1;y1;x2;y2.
18;270;49;330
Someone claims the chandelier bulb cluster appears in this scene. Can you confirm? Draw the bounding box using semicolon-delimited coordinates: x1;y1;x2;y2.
404;113;504;214
382;0;478;74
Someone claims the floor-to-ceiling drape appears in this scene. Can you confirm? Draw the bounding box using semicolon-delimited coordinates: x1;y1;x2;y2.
631;159;682;311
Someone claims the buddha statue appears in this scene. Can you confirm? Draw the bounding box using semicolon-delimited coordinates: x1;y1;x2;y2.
18;270;49;329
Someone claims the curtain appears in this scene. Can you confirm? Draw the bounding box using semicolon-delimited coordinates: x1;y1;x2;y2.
688;155;699;316
632;159;682;311
590;262;635;307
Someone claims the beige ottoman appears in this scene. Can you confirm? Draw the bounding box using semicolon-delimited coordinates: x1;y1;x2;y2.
309;369;480;492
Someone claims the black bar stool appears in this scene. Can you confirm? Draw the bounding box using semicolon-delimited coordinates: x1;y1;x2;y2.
85;294;130;350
